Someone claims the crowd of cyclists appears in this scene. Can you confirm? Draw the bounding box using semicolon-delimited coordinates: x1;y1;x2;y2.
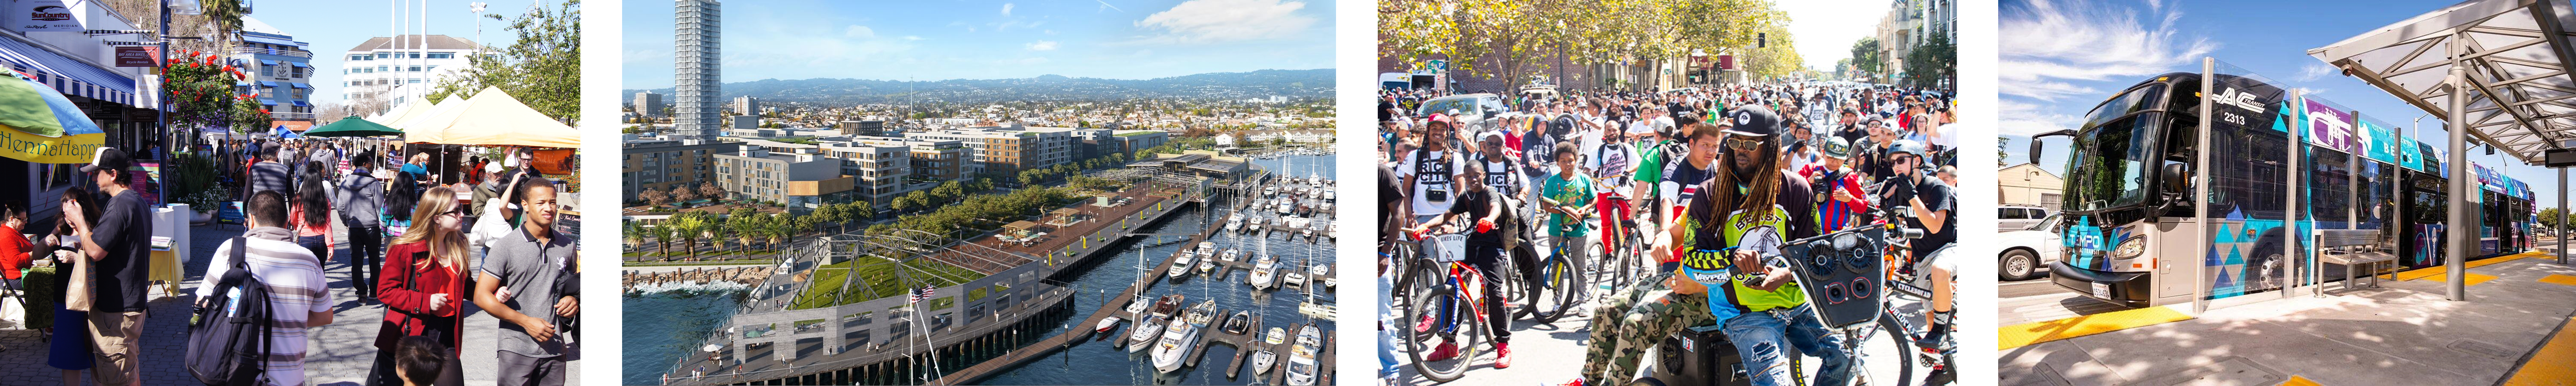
1376;80;1960;386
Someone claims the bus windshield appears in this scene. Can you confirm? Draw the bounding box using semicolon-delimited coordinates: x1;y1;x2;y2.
2063;85;2166;212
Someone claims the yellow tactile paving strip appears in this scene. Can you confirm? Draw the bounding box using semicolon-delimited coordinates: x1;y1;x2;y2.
2540;274;2576;287
2502;316;2576;386
2395;251;2543;281
2426;272;2499;286
1999;306;2194;350
2279;375;2323;386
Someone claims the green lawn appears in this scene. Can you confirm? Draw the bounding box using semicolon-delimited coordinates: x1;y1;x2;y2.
788;258;987;310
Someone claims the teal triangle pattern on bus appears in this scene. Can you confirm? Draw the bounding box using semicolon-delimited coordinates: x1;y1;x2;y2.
2359;117;2398;164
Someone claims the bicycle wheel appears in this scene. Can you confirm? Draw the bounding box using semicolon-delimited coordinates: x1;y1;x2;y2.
1401;261;1446;340
1404;279;1483;383
1844;312;1916;386
1527;251;1582;323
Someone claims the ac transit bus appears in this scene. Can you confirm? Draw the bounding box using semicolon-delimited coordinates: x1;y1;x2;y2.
2028;71;2538;308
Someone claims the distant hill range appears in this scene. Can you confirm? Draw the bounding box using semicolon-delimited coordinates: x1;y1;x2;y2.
622;69;1331;104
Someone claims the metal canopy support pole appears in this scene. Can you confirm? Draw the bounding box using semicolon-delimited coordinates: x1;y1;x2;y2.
2447;39;2472;301
2194;57;2215;314
2560;167;2567;264
2288;86;2305;301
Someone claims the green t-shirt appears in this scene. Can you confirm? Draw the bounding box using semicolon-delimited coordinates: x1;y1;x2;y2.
1717;205;1805;312
1680;201;1809;320
1541;172;1594;238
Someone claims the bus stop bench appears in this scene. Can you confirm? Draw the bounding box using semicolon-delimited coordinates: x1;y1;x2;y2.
2316;229;2396;295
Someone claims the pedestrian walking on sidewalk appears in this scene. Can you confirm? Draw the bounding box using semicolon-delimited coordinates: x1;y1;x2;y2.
367;186;471;386
474;178;575;386
195;191;337;386
341;150;388;297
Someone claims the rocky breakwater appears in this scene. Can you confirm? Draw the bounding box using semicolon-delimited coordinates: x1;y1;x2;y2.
625;266;774;294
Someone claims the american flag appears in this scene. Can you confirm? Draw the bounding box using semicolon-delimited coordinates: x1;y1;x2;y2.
909;285;937;304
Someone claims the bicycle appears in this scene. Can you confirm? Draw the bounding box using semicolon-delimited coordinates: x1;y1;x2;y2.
1397;233;1499;383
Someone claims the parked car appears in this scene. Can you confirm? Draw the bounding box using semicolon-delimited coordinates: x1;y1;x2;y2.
1415;93;1509;134
1999;213;2062;281
1999;204;2052;232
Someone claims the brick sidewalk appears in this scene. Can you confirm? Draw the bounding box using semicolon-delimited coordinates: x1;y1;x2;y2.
0;221;582;385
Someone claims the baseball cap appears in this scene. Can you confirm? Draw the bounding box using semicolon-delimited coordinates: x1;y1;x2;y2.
1721;104;1781;137
80;147;129;174
1822;136;1853;158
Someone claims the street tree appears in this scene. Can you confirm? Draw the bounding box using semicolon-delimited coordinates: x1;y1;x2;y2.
426;0;581;122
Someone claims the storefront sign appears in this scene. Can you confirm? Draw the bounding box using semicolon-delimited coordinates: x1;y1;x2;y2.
13;0;81;32
0;128;101;163
114;47;159;67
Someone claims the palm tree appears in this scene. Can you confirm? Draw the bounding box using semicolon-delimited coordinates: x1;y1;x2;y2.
622;222;648;252
652;223;674;259
668;215;705;261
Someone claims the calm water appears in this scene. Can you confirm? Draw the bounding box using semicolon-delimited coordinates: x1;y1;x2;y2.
622;155;1339;386
623;288;752;384
981;153;1339;385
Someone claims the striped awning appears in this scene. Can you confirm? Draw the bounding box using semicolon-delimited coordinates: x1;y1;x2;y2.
0;34;135;106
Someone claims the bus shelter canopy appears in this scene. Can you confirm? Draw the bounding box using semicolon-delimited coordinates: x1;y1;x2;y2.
2309;0;2576;164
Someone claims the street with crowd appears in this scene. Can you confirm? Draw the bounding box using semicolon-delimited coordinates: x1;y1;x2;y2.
1377;80;1961;386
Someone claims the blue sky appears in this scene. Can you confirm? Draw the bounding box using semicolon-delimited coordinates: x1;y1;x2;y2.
1998;0;2572;207
619;0;1334;89
250;0;551;105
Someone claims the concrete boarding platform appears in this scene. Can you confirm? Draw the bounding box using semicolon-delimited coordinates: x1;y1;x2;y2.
2002;256;2576;386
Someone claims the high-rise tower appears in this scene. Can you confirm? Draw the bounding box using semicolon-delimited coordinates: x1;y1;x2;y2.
675;0;723;139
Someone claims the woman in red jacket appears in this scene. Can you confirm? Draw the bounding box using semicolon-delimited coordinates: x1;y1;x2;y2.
367;187;468;386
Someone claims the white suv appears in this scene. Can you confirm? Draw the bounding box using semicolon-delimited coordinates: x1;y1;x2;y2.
1998;205;2052;232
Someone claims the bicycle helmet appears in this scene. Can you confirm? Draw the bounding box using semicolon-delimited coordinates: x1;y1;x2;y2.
1885;139;1927;157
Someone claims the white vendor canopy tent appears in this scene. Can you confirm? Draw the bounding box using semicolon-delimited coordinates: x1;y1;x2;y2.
2308;0;2576;300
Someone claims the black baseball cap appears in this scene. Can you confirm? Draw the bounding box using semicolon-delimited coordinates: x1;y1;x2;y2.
1722;105;1781;137
79;147;128;174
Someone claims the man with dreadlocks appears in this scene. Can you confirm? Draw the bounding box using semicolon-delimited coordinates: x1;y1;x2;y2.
1562;105;1846;386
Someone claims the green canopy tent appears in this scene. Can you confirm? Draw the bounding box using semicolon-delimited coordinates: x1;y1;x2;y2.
300;116;403;137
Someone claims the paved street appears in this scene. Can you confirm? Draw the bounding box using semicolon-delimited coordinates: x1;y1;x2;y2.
0;220;581;385
1386;240;1941;386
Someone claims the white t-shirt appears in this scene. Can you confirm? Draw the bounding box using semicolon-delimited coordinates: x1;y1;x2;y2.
1398;149;1467;217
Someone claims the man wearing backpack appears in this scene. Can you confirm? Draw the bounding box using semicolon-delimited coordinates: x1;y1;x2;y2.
195;191;335;386
474;179;575;386
62;147;153;386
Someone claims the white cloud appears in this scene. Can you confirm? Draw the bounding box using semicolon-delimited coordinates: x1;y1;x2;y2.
1133;0;1315;44
1133;49;1152;56
1999;99;2086;137
1002;3;1015;16
845;25;876;38
903;36;926;41
2000;0;2216;102
1027;41;1058;51
2295;62;2336;82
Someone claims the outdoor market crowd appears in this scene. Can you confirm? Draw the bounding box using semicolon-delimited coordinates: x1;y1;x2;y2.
0;138;577;386
1375;80;1960;386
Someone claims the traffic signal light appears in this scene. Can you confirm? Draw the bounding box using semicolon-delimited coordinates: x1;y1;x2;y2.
1758;33;1768;48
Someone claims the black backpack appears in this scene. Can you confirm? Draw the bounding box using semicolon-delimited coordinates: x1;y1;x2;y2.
186;236;277;386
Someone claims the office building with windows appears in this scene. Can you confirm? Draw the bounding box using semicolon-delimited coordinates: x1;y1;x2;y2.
339;34;481;109
234;17;317;130
676;0;724;139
